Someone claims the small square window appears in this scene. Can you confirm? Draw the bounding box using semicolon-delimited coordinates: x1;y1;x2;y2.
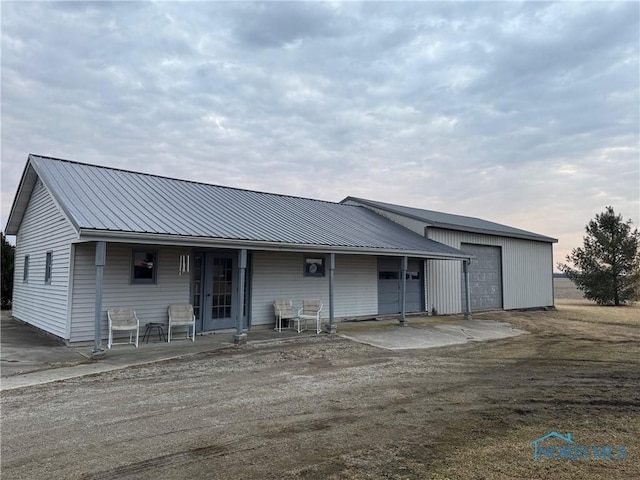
23;255;29;283
304;256;325;277
45;251;53;284
406;271;420;280
131;250;157;284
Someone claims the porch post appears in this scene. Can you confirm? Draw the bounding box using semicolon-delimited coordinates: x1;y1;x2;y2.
399;256;408;326
326;253;337;334
463;259;473;320
233;249;248;344
92;241;106;359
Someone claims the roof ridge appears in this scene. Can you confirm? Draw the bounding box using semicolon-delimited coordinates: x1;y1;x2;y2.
28;154;353;208
348;196;504;224
345;196;557;242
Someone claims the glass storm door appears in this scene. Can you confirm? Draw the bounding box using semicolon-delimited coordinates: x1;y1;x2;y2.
204;254;236;330
193;253;236;331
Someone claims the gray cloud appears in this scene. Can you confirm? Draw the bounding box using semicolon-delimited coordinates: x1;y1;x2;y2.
2;1;638;268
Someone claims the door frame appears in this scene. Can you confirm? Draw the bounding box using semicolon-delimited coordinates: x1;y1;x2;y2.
191;249;251;332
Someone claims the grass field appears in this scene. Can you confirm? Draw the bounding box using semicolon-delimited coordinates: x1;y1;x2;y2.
554;276;586;300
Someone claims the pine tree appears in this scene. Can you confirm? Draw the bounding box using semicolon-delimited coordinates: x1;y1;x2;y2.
558;207;640;305
1;232;15;309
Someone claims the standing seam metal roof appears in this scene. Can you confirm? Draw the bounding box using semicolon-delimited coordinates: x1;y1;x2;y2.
8;155;471;258
343;197;558;243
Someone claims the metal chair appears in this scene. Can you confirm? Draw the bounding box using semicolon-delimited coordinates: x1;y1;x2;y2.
273;299;297;332
167;304;196;342
107;307;140;349
297;300;323;334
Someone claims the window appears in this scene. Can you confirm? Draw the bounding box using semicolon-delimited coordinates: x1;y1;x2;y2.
378;271;399;280
23;256;29;283
304;256;325;277
45;251;53;284
406;271;420;280
131;250;157;284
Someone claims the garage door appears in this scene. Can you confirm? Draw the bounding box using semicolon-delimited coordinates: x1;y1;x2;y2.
378;258;423;315
461;244;503;311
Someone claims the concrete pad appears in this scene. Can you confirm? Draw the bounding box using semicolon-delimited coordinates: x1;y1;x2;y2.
1;315;89;378
433;320;529;342
340;319;528;350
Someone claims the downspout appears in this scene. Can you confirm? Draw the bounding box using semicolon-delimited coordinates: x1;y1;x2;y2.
234;249;248;344
92;241;106;359
399;256;408;326
327;253;337;334
463;259;472;321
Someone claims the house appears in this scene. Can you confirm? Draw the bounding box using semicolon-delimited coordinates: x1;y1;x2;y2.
5;155;556;349
343;197;557;315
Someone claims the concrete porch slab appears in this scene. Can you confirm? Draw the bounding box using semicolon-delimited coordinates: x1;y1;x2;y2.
339;319;528;350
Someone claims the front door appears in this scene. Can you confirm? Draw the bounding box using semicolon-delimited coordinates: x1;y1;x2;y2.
206;254;236;330
193;252;236;331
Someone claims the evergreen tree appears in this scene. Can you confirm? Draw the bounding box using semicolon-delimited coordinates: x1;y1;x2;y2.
1;232;15;309
558;207;640;305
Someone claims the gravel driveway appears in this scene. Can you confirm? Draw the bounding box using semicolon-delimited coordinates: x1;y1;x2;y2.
2;304;639;479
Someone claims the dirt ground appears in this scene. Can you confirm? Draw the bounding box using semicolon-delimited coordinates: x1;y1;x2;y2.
1;283;639;479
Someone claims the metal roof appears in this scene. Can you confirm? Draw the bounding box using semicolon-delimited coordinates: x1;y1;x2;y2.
343;197;557;243
6;155;471;259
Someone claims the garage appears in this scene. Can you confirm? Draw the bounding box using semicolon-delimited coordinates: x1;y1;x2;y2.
461;244;503;311
378;258;423;315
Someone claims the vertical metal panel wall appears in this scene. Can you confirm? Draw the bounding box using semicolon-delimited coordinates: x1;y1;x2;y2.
427;228;554;313
12;180;78;339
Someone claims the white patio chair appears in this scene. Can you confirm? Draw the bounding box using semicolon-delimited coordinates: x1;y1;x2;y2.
273;299;297;332
297;300;323;334
168;304;196;342
107;307;140;349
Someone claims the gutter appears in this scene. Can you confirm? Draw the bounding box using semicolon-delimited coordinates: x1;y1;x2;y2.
77;229;474;261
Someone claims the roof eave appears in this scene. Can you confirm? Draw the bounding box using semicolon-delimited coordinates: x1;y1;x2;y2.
77;229;473;261
5;156;38;235
428;224;559;243
344;196;558;243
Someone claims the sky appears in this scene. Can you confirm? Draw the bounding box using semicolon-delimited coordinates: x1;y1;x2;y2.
1;1;638;270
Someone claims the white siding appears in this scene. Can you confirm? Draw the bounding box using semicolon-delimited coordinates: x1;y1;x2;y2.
12;179;78;338
427;228;554;314
70;244;191;342
426;259;463;315
251;252;378;326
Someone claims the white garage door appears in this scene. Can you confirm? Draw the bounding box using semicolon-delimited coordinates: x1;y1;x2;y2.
461;244;503;311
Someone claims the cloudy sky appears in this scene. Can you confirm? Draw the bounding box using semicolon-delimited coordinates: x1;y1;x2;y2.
2;1;638;269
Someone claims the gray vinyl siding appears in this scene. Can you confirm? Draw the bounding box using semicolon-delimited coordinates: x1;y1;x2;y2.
251;251;378;326
426;228;554;314
12;179;78;338
69;243;191;342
